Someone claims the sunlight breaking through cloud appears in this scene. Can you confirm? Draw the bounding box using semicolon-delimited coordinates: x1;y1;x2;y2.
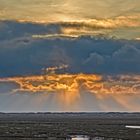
0;73;140;110
4;74;140;94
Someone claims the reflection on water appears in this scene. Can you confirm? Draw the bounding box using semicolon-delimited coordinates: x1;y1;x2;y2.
67;135;113;140
126;125;140;129
67;135;90;140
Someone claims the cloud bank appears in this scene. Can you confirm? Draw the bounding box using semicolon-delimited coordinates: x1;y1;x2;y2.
0;20;140;77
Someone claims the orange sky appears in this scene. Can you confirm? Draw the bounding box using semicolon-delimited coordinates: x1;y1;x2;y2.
0;0;140;39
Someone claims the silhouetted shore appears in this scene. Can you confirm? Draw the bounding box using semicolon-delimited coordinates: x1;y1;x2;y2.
0;112;140;140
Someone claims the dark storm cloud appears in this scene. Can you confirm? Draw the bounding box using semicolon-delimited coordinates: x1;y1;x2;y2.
0;20;61;41
0;21;140;77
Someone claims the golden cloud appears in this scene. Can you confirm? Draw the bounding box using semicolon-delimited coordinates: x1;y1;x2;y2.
18;15;140;28
0;71;140;109
27;15;140;39
1;73;140;95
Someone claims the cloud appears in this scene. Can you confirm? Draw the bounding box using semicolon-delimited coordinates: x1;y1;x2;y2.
0;36;140;77
111;45;140;73
30;45;72;67
16;16;140;34
1;17;139;41
1;0;140;21
0;20;140;77
2;74;140;95
113;45;140;62
0;81;18;94
0;74;140;112
0;1;140;112
60;16;140;29
0;20;61;41
83;52;104;65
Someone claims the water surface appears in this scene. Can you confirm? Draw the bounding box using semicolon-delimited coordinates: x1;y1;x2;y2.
126;126;140;129
67;135;90;140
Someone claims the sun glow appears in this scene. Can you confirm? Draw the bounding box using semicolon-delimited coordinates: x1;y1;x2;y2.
0;73;140;109
1;73;140;95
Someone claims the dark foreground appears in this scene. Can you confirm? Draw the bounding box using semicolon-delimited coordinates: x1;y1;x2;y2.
0;113;140;140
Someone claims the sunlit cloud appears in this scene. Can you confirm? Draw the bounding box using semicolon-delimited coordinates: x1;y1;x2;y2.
18;15;140;39
32;34;79;39
1;73;140;95
17;15;140;28
0;0;140;112
1;0;140;20
0;72;140;110
135;37;140;40
0;0;139;40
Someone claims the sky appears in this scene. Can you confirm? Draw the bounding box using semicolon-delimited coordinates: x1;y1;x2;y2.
0;0;140;112
0;0;140;39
